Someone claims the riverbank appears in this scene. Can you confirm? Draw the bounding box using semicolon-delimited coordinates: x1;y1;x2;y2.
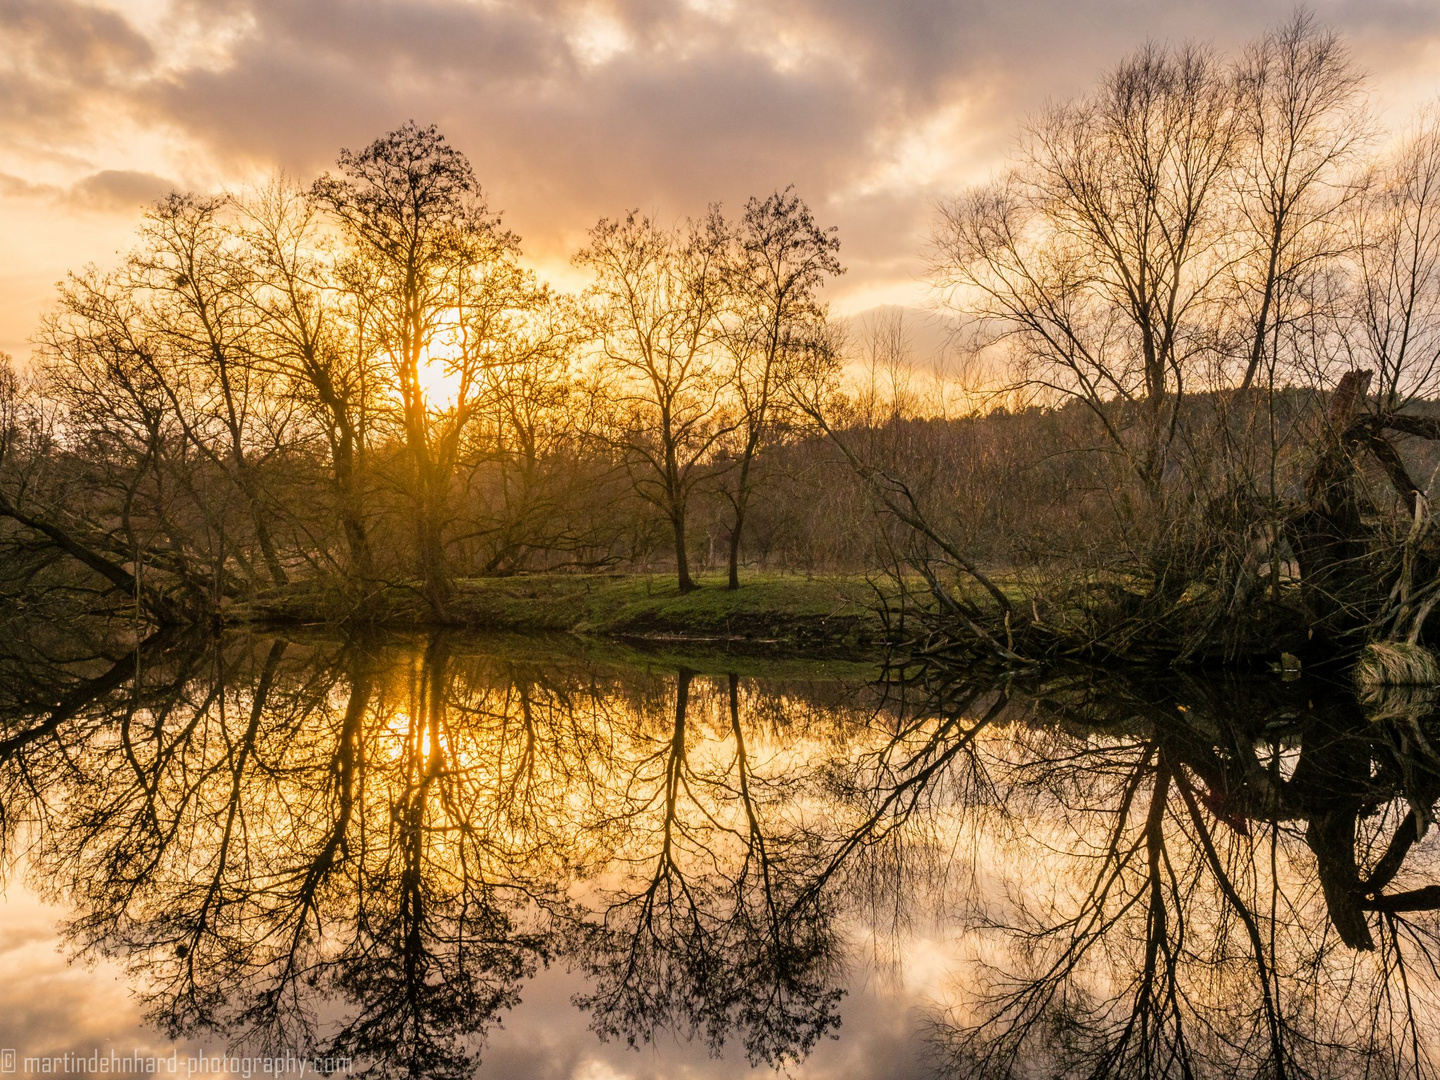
231;572;888;656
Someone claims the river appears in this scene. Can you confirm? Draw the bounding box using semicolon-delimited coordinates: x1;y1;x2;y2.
0;628;1433;1079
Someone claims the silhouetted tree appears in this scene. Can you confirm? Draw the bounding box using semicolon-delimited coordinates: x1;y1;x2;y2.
313;122;517;614
577;210;735;592
719;188;842;589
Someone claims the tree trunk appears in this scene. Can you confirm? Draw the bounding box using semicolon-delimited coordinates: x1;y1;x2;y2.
726;449;756;591
1286;370;1373;629
672;508;696;593
0;488;186;624
316;373;372;580
335;453;373;580
727;502;745;590
246;483;288;587
403;352;451;617
416;464;451;616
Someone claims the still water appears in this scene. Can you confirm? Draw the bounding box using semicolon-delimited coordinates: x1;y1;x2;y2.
0;627;1438;1079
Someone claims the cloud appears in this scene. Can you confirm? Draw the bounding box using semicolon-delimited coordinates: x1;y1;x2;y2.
68;168;175;209
1;0;1439;352
0;0;153;81
0;168;174;210
0;0;153;137
0;171;57;199
111;2;1440;261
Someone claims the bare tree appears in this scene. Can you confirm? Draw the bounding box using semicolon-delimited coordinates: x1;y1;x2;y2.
129;193;293;587
313;122;516;614
456;289;596;572
719;189;842;589
934;41;1237;497
1232;11;1367;392
1349;107;1440;410
576;209;735;592
237;179;379;579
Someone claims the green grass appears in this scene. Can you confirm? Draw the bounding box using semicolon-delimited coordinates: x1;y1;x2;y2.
239;571;890;656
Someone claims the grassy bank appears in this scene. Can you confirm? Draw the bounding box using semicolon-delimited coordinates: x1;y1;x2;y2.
233;572;888;656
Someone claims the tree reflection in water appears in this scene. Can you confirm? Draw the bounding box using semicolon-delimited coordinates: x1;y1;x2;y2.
1;630;1440;1077
910;667;1440;1079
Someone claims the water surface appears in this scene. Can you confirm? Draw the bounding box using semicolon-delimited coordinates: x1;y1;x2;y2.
1;628;1436;1079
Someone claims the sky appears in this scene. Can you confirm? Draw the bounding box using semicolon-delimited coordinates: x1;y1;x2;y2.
1;0;1439;360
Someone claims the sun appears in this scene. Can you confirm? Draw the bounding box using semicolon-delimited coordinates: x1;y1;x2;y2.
415;310;468;411
417;351;464;412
